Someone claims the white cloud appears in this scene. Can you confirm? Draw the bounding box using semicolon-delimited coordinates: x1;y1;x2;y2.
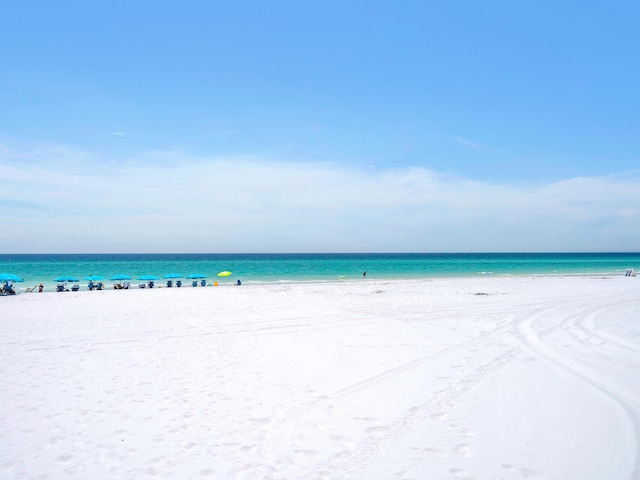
451;136;490;152
1;145;639;253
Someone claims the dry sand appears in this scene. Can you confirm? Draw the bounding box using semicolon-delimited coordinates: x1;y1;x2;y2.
1;276;639;479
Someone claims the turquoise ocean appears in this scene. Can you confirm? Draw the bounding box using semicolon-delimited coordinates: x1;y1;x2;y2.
1;253;639;293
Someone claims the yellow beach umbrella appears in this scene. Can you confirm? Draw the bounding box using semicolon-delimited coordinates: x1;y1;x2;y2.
217;271;232;277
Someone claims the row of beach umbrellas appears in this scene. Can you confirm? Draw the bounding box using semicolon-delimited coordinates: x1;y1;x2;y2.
54;272;232;283
1;272;232;284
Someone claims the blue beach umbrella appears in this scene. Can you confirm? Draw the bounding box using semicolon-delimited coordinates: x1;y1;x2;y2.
0;274;24;282
138;275;159;281
109;275;132;281
54;275;79;291
163;273;183;279
55;276;80;283
186;273;207;279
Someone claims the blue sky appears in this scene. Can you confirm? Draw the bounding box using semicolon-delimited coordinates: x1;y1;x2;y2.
1;1;639;253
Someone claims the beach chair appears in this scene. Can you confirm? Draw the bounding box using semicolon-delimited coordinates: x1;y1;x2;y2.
166;280;173;288
625;269;634;277
176;280;182;287
71;284;80;291
96;282;104;290
87;281;95;291
139;283;146;288
25;284;38;293
200;279;206;287
123;281;130;289
57;283;65;292
5;283;16;295
148;281;155;288
192;280;198;287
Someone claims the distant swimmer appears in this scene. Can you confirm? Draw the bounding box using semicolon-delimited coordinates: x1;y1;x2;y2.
363;271;366;277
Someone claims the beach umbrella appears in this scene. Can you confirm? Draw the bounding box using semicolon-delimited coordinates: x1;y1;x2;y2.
137;275;159;281
186;273;207;279
163;273;183;279
217;271;232;285
54;275;79;292
83;275;105;281
55;276;80;283
109;275;132;281
0;274;24;282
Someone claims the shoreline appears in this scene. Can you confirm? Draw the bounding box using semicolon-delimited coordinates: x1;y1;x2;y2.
5;270;637;295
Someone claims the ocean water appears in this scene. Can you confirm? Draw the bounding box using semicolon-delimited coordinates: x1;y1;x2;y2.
1;253;639;293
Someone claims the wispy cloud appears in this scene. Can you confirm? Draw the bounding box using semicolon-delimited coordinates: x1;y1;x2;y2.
107;132;125;136
451;136;497;152
1;145;639;253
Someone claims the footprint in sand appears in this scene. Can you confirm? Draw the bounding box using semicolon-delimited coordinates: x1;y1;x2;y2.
519;467;544;479
454;443;472;457
458;427;477;437
249;417;271;426
450;467;475;479
294;449;318;457
501;464;543;478
56;454;73;464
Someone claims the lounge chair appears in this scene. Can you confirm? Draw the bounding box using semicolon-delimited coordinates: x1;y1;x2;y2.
625;269;635;277
5;283;16;295
148;281;155;288
123;281;130;289
200;279;206;287
57;283;66;292
139;283;146;288
96;282;104;290
192;280;198;287
25;284;38;293
166;280;173;288
87;281;95;291
71;284;80;291
176;280;182;287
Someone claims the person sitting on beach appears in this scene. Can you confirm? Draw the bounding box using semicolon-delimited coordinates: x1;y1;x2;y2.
5;283;16;295
38;283;43;293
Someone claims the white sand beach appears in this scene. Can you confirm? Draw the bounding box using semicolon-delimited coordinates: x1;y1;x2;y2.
1;276;639;479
